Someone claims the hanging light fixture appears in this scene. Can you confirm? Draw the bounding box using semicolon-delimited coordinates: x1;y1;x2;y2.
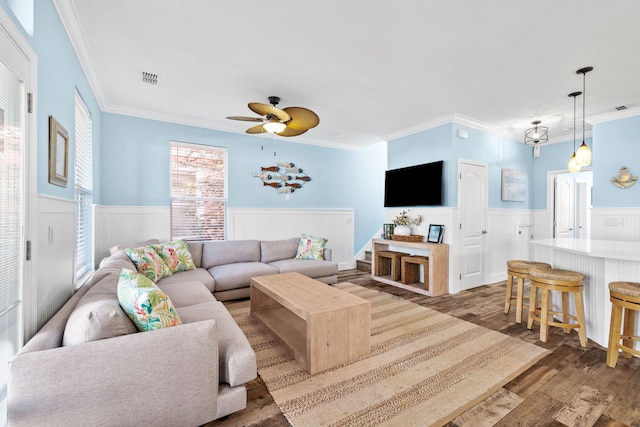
575;66;593;166
524;120;549;145
568;91;582;173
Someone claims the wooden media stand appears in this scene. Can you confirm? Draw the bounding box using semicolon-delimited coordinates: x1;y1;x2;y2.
372;238;449;296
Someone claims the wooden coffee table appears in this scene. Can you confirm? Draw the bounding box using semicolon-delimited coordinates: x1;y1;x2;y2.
250;272;371;374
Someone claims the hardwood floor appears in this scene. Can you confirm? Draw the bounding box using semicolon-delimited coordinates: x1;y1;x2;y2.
208;270;640;427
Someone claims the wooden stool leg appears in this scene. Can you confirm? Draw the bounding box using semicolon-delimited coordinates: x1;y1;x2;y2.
527;284;538;330
539;288;550;342
561;292;571;334
505;275;514;314
574;290;587;348
607;302;623;368
516;276;525;324
622;307;636;358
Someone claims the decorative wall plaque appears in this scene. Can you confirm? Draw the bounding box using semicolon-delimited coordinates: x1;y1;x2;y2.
253;162;311;194
611;166;637;189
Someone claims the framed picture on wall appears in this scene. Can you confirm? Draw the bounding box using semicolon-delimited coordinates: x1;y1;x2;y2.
501;168;527;202
427;224;445;243
48;115;69;187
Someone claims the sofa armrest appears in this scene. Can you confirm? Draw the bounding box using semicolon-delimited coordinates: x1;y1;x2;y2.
9;320;219;426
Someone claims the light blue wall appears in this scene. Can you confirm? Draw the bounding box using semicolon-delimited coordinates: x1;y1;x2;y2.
388;123;533;209
592;116;640;207
15;1;102;202
101;113;387;253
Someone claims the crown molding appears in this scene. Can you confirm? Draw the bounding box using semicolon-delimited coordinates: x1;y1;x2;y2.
384;114;456;142
52;0;107;109
451;113;507;137
102;103;359;152
589;106;640;124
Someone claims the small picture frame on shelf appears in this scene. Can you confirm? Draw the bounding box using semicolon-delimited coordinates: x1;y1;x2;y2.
427;224;444;243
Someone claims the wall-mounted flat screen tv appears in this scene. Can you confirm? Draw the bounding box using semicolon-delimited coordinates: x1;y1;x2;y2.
384;160;444;207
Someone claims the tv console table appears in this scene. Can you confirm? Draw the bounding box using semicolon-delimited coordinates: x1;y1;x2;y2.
371;239;449;296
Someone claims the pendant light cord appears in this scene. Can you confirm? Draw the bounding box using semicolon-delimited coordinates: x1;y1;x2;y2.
582;72;586;143
573;95;577;152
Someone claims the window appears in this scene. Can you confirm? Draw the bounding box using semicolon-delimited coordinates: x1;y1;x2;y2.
170;142;226;240
74;92;93;281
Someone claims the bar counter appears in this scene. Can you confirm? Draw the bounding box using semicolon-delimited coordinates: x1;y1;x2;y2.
530;238;640;347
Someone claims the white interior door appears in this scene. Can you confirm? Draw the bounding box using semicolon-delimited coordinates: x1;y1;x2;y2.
554;174;575;238
458;160;487;290
0;21;27;425
0;9;36;424
575;180;590;239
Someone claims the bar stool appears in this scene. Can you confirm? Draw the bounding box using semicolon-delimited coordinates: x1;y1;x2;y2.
527;267;587;348
505;260;552;323
375;250;410;281
401;255;429;289
607;281;640;368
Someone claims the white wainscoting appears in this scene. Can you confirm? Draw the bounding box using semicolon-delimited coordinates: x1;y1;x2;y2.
591;207;640;241
33;195;77;338
484;209;535;285
94;205;170;266
228;208;355;270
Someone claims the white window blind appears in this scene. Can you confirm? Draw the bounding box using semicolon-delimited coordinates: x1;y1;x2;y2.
74;93;93;280
170;142;226;240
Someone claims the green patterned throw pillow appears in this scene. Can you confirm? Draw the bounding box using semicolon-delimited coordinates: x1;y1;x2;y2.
117;268;182;332
125;245;172;282
152;239;196;273
295;234;328;260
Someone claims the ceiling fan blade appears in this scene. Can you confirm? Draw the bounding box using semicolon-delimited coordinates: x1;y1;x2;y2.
283;107;319;131
246;124;267;134
226;116;264;122
277;126;308;137
248;102;291;122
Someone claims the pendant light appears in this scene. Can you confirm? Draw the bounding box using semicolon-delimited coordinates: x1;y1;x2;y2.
575;66;593;166
567;91;582;173
524;120;549;145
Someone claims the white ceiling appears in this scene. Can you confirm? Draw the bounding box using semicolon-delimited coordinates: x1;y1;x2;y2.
55;0;640;150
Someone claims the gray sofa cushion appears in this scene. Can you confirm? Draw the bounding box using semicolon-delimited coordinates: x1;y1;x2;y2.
157;268;215;293
209;262;278;292
260;238;298;263
109;239;161;255
156;280;215;308
268;259;338;278
186;241;204;268
99;250;136;270
62;275;137;346
202;240;260;269
177;301;257;387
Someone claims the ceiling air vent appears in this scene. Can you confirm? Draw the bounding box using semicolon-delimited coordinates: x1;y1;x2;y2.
142;71;158;85
615;105;627;111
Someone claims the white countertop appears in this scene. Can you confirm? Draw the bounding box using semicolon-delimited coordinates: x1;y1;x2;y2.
530;238;640;262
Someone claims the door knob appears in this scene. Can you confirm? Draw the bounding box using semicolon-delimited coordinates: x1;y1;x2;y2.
481;230;487;234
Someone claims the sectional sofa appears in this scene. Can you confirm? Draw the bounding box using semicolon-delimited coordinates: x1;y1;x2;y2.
7;237;338;426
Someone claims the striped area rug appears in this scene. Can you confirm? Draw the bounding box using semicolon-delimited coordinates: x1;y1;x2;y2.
227;282;550;427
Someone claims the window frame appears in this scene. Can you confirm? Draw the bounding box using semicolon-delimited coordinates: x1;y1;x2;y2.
169;141;227;241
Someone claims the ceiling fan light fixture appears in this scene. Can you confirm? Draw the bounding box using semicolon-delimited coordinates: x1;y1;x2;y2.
263;121;286;134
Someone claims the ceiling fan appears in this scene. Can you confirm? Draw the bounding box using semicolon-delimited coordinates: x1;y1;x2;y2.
226;96;319;137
